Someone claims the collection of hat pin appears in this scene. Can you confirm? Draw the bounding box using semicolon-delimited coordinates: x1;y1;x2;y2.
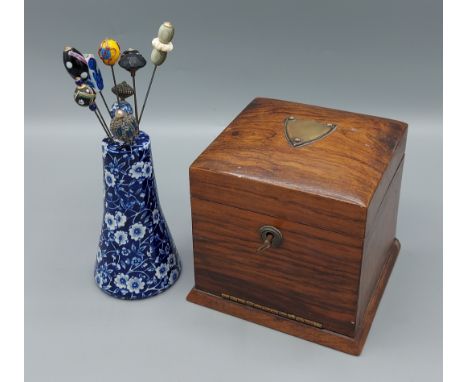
63;22;174;145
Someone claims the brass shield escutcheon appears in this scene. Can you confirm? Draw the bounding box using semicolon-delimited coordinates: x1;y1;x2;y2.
284;117;336;148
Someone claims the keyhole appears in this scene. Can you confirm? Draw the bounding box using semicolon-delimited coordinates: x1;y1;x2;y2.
257;225;283;253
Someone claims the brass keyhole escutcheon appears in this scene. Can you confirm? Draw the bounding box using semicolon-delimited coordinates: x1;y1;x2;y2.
257;225;283;253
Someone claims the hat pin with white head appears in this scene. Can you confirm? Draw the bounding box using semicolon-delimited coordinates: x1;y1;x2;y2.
139;21;175;124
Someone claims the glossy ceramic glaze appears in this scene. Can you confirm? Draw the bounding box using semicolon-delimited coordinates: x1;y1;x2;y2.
95;131;181;299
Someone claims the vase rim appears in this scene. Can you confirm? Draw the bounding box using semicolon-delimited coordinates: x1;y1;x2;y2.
102;131;150;153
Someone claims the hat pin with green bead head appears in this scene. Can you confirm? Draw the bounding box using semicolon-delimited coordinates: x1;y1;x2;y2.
73;83;112;139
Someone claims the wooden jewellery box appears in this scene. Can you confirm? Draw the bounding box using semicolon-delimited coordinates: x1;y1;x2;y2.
187;98;408;355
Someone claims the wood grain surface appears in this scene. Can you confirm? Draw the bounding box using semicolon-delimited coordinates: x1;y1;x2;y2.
187;237;400;356
358;159;405;327
191;97;407;237
191;196;361;337
187;98;407;354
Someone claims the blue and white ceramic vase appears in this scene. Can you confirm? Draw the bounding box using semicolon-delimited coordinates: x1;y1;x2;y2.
94;131;181;300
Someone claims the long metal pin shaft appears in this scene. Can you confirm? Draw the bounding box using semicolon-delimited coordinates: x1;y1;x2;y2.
99;91;112;117
132;74;139;123
111;65;118;102
138;65;157;124
96;106;112;138
95;105;112;139
94;111;111;139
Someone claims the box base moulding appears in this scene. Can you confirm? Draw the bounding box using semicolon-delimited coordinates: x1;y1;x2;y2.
187;238;400;356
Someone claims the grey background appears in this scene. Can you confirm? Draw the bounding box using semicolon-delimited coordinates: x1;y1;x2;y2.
25;0;442;381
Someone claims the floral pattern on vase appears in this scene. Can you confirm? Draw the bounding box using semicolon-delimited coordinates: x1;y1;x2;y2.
95;131;181;299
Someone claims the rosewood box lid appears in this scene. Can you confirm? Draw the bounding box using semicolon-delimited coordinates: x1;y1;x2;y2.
193;97;407;206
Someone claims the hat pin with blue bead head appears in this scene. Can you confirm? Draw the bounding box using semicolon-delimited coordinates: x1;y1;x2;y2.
85;53;111;117
110;101;133;118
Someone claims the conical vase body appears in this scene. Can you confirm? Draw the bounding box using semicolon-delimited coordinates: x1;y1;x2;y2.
94;131;181;299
